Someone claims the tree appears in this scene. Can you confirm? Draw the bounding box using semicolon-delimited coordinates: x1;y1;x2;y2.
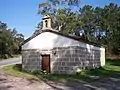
37;1;120;55
101;3;120;55
37;0;81;34
0;21;24;58
38;0;80;15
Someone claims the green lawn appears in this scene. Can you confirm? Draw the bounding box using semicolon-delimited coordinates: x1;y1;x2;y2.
81;59;120;77
2;59;120;83
2;64;36;79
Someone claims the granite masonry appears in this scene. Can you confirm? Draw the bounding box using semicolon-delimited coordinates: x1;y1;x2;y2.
22;46;102;74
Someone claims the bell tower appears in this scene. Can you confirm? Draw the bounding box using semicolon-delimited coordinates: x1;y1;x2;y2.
42;15;52;30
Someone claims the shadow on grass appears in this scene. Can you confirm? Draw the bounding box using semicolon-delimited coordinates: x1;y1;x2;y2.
82;67;120;78
106;59;120;66
13;64;22;71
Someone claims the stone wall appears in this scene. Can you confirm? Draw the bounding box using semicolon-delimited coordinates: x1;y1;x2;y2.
51;46;101;74
22;46;101;74
22;49;52;72
22;50;41;71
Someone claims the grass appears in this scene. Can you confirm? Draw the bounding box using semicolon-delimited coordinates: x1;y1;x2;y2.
2;64;36;79
12;54;21;57
2;59;120;83
81;59;120;78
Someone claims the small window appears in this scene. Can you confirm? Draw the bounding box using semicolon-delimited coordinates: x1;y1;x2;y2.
45;20;48;27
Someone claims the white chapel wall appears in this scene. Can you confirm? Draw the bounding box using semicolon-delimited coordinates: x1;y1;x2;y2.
22;32;100;50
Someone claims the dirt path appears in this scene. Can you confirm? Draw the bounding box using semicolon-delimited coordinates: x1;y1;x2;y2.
0;69;120;90
0;69;53;90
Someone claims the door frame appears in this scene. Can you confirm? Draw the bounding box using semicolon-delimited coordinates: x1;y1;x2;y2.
41;54;51;73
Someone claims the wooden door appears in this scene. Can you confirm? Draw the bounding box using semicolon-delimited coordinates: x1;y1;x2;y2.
41;55;50;73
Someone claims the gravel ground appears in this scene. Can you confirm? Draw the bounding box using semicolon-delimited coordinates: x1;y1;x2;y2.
0;69;120;90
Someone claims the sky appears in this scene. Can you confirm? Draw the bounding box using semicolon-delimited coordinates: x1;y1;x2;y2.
0;0;120;38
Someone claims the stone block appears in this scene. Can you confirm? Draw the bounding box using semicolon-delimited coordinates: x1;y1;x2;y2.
58;67;63;70
74;58;79;62
52;66;58;71
37;66;40;69
59;71;66;74
53;71;59;74
63;67;68;70
69;57;74;61
67;62;78;66
52;61;61;66
71;54;78;57
65;50;70;54
64;54;71;57
61;62;66;66
63;58;69;62
56;58;62;61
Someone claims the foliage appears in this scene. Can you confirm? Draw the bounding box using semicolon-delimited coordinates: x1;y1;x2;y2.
0;21;24;59
38;0;80;15
37;1;120;55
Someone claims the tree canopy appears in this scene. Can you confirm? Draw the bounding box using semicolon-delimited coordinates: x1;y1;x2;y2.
0;21;24;59
37;1;120;55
